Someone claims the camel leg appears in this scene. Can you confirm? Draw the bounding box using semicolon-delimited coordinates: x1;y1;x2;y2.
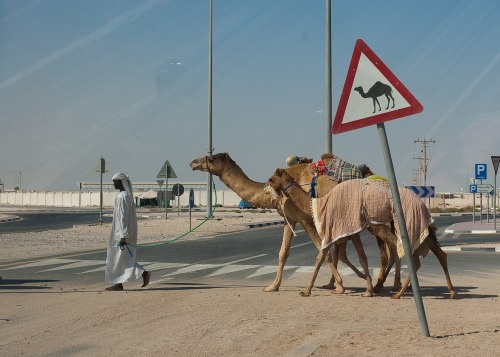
391;246;402;292
335;239;365;279
264;222;295;292
373;237;389;293
302;222;344;294
301;247;329;297
427;238;457;299
369;224;402;293
350;235;373;297
391;252;421;299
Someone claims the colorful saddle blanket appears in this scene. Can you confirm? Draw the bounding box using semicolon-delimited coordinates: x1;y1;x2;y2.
311;155;372;183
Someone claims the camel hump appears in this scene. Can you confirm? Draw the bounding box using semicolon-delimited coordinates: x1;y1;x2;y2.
374;81;392;91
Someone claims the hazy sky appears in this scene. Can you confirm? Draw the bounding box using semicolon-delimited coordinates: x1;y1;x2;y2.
1;0;500;193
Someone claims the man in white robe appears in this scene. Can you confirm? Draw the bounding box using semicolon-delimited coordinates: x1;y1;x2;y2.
105;172;151;291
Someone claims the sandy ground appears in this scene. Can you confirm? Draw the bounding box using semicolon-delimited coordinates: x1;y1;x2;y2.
1;207;500;356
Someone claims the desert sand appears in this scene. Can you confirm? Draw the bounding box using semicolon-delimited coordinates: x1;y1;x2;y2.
1;207;499;356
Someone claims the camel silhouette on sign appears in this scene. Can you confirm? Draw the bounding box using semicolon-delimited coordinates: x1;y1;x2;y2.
354;81;395;113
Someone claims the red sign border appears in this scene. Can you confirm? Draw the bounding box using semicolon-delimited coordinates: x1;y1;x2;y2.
332;39;423;134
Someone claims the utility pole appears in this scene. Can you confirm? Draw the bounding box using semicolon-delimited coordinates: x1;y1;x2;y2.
413;138;435;186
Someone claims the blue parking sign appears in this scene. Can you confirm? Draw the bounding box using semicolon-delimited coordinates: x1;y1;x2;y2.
475;163;487;180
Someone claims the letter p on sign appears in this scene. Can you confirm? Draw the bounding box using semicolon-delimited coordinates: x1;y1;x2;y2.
475;163;487;180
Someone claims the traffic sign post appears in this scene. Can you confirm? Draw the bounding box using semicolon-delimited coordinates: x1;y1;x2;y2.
492;156;500;230
189;188;195;230
172;183;185;216
157;160;177;220
334;39;429;337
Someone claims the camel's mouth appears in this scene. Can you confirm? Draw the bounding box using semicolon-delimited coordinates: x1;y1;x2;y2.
264;184;281;201
189;159;206;171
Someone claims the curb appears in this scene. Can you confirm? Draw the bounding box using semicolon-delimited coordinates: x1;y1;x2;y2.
248;220;284;228
0;215;21;222
442;246;500;253
445;229;500;234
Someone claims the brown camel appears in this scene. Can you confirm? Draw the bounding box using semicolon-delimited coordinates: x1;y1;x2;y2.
267;168;457;299
190;153;399;295
354;81;395;113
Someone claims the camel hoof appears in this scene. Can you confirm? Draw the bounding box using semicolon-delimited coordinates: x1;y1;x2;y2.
450;291;457;299
300;291;311;297
361;292;373;298
263;285;279;292
391;283;402;293
333;287;345;295
390;294;401;299
373;284;383;294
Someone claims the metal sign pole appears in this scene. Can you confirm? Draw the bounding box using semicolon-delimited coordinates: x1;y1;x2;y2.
377;123;430;337
165;176;168;220
491;156;500;231
177;185;180;216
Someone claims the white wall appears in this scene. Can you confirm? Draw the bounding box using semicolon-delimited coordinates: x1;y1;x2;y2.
0;189;243;208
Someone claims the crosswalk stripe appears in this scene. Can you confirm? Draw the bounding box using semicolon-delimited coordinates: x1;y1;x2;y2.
140;262;188;271
246;265;296;278
1;258;80;271
161;264;221;277
40;260;105;272
206;264;259;277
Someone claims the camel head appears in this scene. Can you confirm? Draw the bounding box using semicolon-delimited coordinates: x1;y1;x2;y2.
190;152;234;176
266;168;295;194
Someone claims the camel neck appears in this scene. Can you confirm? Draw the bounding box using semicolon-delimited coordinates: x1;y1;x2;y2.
217;165;274;209
281;182;312;215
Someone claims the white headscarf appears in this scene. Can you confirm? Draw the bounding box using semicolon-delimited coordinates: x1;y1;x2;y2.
112;172;133;197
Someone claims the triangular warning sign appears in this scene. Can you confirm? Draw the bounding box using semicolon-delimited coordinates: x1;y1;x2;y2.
332;39;423;134
156;160;177;179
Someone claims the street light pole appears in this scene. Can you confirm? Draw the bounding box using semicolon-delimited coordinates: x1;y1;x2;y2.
325;0;332;154
206;0;213;218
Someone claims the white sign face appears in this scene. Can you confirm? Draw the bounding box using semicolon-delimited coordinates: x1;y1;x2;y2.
341;53;411;125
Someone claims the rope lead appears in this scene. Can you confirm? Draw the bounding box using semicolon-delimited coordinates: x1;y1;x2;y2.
126;182;218;248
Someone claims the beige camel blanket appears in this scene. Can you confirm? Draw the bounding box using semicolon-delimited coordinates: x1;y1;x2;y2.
311;178;433;258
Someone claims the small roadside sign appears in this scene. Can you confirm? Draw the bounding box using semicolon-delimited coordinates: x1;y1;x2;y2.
407;185;435;198
476;184;494;193
157;160;177;179
332;39;423;134
475;163;487;180
491;156;500;175
470;184;493;193
189;188;195;209
172;183;184;197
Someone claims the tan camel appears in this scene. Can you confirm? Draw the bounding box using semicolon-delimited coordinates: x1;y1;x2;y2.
190;153;398;295
268;168;457;299
191;153;345;293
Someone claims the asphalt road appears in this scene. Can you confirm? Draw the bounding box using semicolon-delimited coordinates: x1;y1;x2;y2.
0;211;112;233
1;215;498;296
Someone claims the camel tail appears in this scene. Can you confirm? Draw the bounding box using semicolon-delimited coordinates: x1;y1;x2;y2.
427;223;440;247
